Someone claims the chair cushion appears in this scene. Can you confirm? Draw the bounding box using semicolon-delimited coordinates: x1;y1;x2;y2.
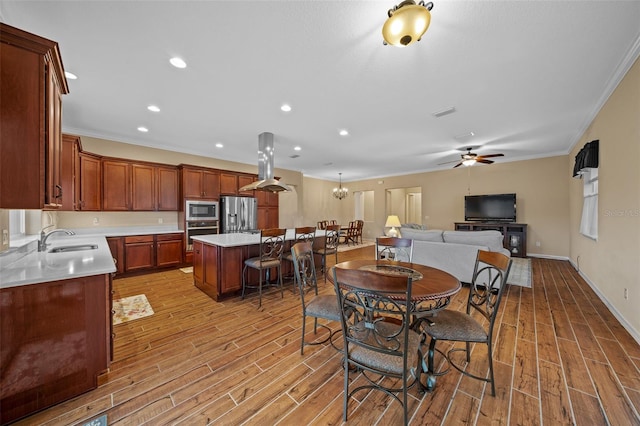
305;295;341;321
421;309;488;342
244;257;281;269
349;321;421;376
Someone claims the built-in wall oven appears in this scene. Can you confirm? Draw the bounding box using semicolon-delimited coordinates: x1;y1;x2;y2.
186;220;219;252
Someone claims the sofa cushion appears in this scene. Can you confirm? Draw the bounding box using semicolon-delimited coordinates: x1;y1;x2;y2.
442;230;504;252
400;228;443;242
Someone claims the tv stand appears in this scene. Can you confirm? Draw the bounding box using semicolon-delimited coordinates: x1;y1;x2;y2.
454;222;527;258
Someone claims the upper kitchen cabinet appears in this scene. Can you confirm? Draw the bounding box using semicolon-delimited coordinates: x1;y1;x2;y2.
103;158;179;211
60;134;80;211
220;172;256;196
0;23;69;209
181;166;219;200
76;152;102;211
102;159;131;211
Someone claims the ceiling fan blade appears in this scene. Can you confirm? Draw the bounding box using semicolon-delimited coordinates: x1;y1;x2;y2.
438;159;461;165
453;162;464;168
477;153;504;159
477;159;494;164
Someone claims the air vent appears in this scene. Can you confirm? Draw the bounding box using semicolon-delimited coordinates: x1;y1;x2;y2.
432;106;456;118
289;154;300;158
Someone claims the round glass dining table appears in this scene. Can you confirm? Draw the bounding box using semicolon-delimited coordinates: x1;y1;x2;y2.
328;259;462;316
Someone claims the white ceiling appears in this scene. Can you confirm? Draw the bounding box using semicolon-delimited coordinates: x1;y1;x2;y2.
2;1;639;182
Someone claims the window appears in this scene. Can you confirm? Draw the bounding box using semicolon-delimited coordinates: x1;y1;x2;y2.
580;168;598;240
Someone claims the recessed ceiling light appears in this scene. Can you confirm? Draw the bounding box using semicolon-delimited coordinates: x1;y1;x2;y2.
215;143;223;148
294;146;301;151
169;57;187;68
339;129;349;136
147;105;160;112
137;126;149;133
281;104;292;112
64;71;77;80
432;106;456;118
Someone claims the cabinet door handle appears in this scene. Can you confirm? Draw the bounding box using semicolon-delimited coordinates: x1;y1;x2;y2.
55;184;63;199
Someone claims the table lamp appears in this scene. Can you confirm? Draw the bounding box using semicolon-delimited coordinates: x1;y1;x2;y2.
385;215;402;237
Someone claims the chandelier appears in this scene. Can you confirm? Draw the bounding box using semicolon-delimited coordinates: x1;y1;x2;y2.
382;1;434;47
333;173;349;200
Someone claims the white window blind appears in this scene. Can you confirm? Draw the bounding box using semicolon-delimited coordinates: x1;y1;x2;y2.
580;168;598;240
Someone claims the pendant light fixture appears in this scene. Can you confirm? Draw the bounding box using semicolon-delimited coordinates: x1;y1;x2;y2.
333;173;348;200
382;1;434;47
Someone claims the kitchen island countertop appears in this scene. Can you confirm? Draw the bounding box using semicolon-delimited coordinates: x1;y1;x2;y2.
192;229;326;248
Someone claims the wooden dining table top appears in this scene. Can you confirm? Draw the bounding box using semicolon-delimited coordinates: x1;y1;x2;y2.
328;259;462;303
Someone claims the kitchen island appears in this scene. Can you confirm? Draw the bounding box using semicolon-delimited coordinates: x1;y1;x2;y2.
0;235;116;424
192;230;325;301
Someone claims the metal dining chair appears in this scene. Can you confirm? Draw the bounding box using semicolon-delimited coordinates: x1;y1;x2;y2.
375;237;414;262
421;250;512;395
313;224;340;280
241;228;287;308
332;267;425;426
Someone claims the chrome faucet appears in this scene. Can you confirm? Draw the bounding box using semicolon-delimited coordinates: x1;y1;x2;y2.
38;227;75;252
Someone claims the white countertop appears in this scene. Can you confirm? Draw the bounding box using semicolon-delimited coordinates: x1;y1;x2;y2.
193;229;326;248
0;235;116;289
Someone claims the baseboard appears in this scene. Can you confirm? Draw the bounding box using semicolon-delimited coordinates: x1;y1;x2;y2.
527;253;570;261
567;258;640;346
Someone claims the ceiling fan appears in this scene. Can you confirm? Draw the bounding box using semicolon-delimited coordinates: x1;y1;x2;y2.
439;147;505;168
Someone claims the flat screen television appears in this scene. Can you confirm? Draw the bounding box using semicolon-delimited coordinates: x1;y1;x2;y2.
465;193;516;222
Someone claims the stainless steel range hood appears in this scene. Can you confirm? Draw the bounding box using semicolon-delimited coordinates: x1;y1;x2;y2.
238;132;291;192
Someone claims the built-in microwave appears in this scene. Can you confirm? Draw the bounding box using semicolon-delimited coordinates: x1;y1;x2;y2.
185;200;219;221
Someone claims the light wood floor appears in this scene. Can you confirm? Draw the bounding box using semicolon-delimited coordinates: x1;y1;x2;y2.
15;247;640;425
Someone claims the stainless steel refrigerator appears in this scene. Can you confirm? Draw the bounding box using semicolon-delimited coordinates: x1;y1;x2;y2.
220;196;258;233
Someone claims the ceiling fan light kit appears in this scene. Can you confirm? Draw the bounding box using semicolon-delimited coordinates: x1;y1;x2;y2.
382;1;434;47
440;147;505;168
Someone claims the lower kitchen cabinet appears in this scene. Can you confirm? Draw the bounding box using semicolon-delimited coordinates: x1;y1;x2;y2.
0;274;111;424
117;233;184;274
106;236;125;275
124;235;155;272
156;233;183;267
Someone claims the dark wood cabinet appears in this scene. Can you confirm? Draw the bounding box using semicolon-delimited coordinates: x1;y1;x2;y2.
194;242;245;300
258;207;279;229
157;166;179;210
124;235;155;272
454;222;528;258
131;163;156;211
103;159;179;211
0;274;111;424
193;240;204;285
0;23;68;209
60;134;79;211
219;172;238;195
122;233;183;274
106;237;125;275
182;166;219;200
238;174;255;196
77;152;102;211
220;172;257;196
102;159;131;211
156;233;183;267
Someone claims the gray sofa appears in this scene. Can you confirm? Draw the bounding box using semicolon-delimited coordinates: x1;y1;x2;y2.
400;227;510;284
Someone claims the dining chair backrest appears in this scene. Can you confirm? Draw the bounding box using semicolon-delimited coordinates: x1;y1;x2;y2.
324;224;341;251
291;242;319;306
317;220;328;230
294;226;316;244
376;237;414;262
467;250;512;326
258;228;287;263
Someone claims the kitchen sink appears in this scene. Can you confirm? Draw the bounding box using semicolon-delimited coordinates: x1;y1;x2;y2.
48;244;98;253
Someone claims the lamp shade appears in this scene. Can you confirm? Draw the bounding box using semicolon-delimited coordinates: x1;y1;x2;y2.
385;215;402;228
382;1;433;47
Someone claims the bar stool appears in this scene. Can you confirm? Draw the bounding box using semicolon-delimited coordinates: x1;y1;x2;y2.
242;228;287;308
